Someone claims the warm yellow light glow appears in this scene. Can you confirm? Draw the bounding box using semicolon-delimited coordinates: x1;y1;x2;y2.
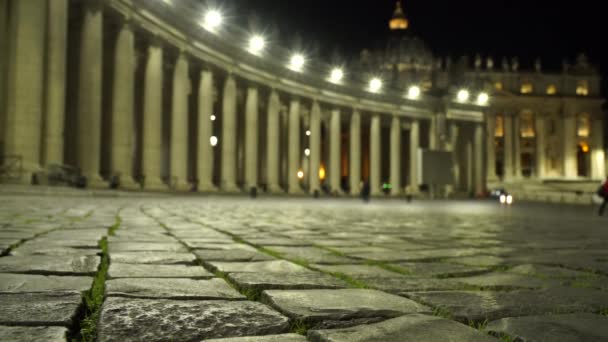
202;10;222;31
329;68;344;84
297;170;304;179
369;78;382;93
520;82;533;94
289;54;305;72
581;143;590;153
407;86;421;99
457;89;469;102
576;80;589;96
477;92;489;105
319;166;326;180
494;82;503;91
248;35;266;55
390;18;409;30
546;84;557;95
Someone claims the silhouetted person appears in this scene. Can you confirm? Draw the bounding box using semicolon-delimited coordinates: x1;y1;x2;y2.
361;181;370;202
598;177;608;216
250;187;257;199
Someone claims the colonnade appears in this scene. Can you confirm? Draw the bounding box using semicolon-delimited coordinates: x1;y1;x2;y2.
0;0;489;195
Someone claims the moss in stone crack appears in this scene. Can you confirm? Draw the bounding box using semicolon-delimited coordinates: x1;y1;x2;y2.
468;318;489;331
290;319;312;335
327;272;369;289
364;260;413;276
107;214;122;237
78;237;109;342
257;247;285;260
599;308;608;316
431;306;453;320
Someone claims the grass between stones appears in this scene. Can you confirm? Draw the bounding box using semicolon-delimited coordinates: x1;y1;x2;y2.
290;319;313;335
73;212;121;342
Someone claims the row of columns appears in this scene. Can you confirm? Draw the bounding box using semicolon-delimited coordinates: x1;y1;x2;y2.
488;112;605;181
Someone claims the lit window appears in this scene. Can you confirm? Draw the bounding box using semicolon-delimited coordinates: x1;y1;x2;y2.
577;113;590;137
520;111;535;138
494;82;503;91
546;84;557;95
520;82;533;94
579;142;590;153
576;80;589;96
495;115;504;137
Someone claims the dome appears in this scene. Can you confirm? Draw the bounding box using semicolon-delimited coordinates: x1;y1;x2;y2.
389;1;409;30
384;34;434;69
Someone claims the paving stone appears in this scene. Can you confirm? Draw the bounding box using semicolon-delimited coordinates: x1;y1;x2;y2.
507;264;599;279
313;264;403;278
405;287;608;323
11;244;100;256
262;289;430;329
106;277;245;299
109;252;196;264
186;242;255;250
396;262;490;278
248;238;312;246
0;292;82;326
21;238;100;248
308;314;497;342
361;276;470;293
108;263;213;279
451;272;560;290
194;249;274;262
227;272;349;291
0;255;99;275
97;297;290;341
205;334;307;342
485;313;608;341
108;242;187;253
0;274;92;292
0;326;68;342
207;260;311;274
268;247;356;264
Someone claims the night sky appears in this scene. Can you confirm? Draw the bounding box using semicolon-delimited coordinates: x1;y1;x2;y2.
218;0;606;96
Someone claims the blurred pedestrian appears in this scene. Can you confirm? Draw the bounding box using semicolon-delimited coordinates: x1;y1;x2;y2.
361;181;370;202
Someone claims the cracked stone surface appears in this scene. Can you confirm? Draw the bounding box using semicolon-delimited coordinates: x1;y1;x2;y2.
0;326;68;342
98;297;290;341
485;313;608;341
0;255;100;275
106;277;246;300
2;195;608;341
0;273;93;293
262;289;430;329
0;292;82;326
308;314;498;342
108;263;213;279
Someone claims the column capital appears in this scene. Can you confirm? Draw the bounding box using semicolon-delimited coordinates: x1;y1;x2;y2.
83;0;104;12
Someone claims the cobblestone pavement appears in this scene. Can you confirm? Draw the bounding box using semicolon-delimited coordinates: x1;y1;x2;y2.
1;195;608;341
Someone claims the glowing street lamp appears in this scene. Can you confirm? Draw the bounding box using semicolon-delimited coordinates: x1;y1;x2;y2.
457;89;470;102
210;136;218;147
202;10;222;32
306;130;311;136
248;35;266;55
329;68;344;84
369;78;382;93
289;54;305;72
210;115;216;121
408;86;421;99
477;92;489;105
304;148;311;157
297;170;304;179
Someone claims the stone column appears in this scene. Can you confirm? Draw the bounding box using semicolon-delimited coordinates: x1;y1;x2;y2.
370;115;381;196
563;115;577;179
349;110;361;195
169;53;190;191
244;86;259;191
329;109;341;193
3;0;46;182
110;21;137;189
288;99;302;194
513;115;522;179
390;116;401;196
486;113;497;181
450;122;460;189
474;123;484;195
197;70;215;191
466;141;473;195
591;118;606;180
503;114;514;181
77;3;105;187
266;90;281;192
142;42;166;190
535;115;546;179
43;0;68;166
409;120;420;193
221;75;238;192
309;101;321;194
0;0;7;150
429;114;438;150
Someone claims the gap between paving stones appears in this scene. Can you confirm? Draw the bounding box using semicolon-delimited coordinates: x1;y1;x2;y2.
69;209;123;342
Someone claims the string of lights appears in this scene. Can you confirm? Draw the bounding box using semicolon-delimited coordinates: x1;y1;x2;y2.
151;0;489;106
